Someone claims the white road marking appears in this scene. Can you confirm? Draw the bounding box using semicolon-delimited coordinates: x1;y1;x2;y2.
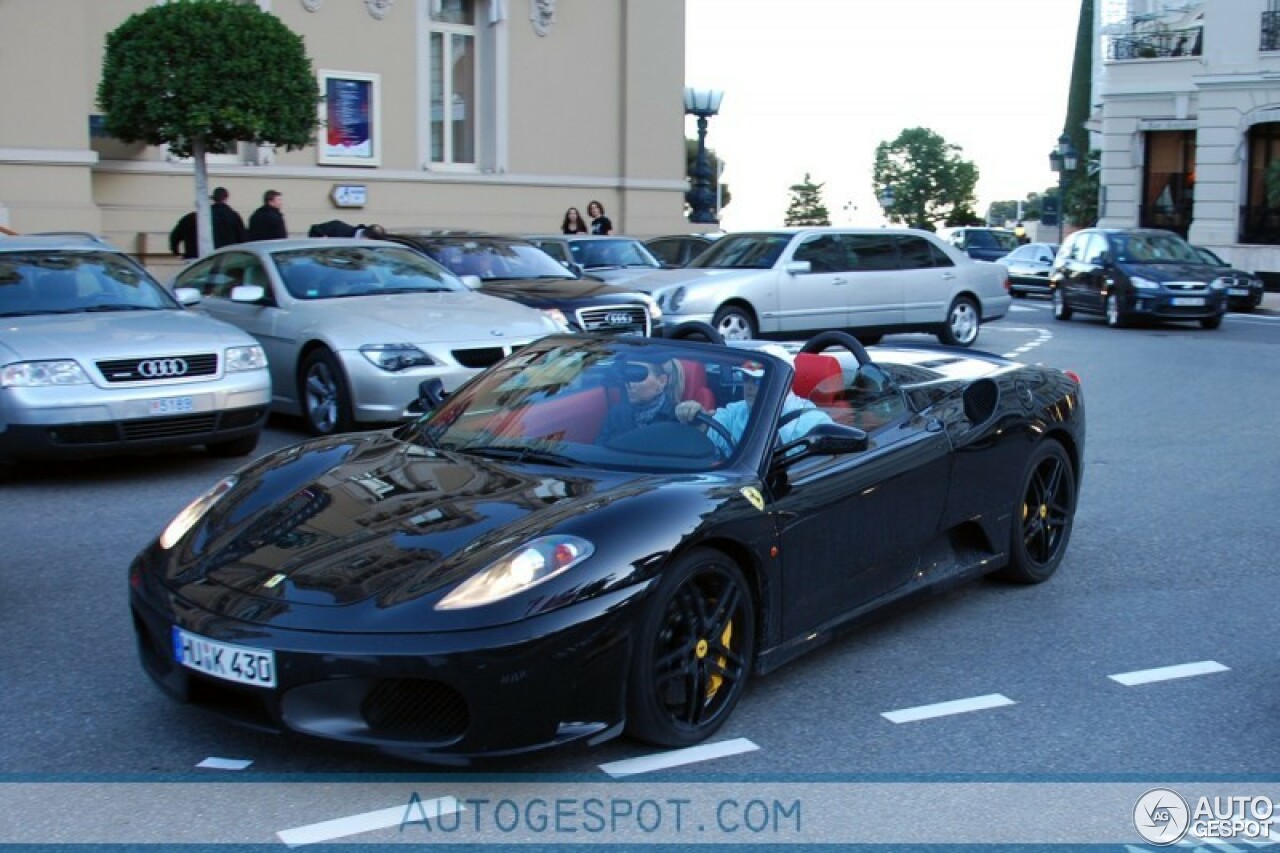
599;737;759;777
1108;660;1230;686
195;756;252;770
882;693;1016;724
994;325;1054;359
277;796;462;847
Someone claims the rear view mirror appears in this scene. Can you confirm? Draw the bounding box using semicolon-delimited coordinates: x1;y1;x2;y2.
172;286;201;306
784;260;811;275
773;422;868;465
459;274;482;289
230;284;265;303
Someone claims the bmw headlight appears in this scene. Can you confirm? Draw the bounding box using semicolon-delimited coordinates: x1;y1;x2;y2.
541;308;572;331
0;360;90;387
160;475;237;550
1130;276;1159;291
225;345;266;372
360;344;436;371
435;534;595;610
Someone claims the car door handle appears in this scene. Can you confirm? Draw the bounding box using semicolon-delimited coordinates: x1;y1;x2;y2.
941;272;956;280
831;277;848;285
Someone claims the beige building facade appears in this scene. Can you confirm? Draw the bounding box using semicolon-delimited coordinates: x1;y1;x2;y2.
0;0;689;276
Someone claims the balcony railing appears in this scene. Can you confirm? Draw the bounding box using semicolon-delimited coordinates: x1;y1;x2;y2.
1107;26;1202;60
1263;10;1280;51
1239;205;1280;245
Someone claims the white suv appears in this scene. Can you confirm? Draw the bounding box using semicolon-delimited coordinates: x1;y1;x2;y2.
0;235;270;462
625;228;1012;346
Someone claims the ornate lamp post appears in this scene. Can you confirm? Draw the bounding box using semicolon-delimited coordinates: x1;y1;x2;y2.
684;87;724;224
1048;132;1079;243
878;185;896;225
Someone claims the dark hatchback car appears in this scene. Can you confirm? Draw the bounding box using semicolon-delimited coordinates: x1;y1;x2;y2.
1050;228;1228;329
384;230;664;337
1192;246;1264;312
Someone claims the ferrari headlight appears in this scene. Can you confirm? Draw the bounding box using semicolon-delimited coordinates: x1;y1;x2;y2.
360;344;436;371
1;360;90;387
160;475;237;550
225;345;266;372
1130;276;1158;291
435;534;594;610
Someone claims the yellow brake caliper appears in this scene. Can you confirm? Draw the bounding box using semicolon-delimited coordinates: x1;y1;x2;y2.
697;618;733;700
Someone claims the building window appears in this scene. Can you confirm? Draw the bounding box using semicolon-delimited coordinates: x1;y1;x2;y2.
1241;122;1280;244
427;0;477;166
1140;131;1195;238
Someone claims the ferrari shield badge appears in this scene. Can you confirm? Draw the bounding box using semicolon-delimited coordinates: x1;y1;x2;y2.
739;486;765;512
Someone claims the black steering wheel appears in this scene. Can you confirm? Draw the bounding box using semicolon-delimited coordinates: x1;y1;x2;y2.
799;330;871;366
694;411;736;457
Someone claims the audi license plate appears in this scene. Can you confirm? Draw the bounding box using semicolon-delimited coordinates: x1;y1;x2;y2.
1228;288;1250;296
1170;296;1205;307
172;627;276;688
149;396;194;415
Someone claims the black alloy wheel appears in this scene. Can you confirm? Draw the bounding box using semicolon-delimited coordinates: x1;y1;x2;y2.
626;549;755;747
996;440;1076;584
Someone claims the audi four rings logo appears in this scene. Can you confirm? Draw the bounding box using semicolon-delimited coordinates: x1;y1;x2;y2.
606;312;632;325
138;358;190;378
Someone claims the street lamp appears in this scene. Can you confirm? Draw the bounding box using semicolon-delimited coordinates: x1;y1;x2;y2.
1048;132;1079;243
684;86;724;224
878;185;896;225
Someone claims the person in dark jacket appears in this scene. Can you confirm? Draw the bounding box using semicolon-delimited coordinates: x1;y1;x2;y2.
169;211;198;259
210;187;247;247
247;189;288;241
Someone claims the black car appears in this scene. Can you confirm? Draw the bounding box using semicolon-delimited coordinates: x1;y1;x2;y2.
1050;228;1228;329
384;230;663;337
1192;246;1265;312
941;227;1020;262
130;331;1084;763
996;241;1059;297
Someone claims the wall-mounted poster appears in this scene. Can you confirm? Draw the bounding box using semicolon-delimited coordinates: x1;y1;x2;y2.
318;70;381;166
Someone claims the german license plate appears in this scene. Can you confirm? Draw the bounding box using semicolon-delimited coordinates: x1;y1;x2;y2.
1170;296;1205;307
172;627;276;688
1228;288;1249;296
150;396;194;415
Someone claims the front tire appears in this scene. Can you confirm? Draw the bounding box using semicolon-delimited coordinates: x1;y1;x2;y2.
995;440;1076;584
626;549;755;747
937;296;980;346
712;305;757;341
1200;313;1223;330
299;349;353;436
1105;293;1127;328
1052;288;1072;320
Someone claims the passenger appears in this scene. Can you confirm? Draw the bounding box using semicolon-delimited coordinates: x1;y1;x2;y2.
675;359;832;454
599;352;683;442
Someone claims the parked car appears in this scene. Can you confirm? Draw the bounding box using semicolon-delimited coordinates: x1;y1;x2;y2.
621;228;1011;346
940;227;1021;261
171;239;563;435
996;241;1059;297
130;329;1084;761
0;234;269;462
1192;245;1265;312
1049;228;1228;329
523;234;665;284
382;230;664;336
644;233;721;268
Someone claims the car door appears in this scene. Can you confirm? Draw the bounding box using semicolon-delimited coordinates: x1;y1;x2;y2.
1052;232;1087;308
893;234;959;326
835;232;906;329
772;388;952;637
777;233;860;333
1073;232;1111;313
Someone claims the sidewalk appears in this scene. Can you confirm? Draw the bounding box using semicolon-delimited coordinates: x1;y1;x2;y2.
1260;290;1280;315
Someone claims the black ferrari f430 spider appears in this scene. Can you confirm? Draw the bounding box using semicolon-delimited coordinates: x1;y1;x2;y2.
129;330;1084;762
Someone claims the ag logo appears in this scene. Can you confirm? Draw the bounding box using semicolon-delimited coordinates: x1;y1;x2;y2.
739;486;765;512
1134;788;1189;845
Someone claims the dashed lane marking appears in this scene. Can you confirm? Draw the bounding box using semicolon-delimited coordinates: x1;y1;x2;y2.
1108;660;1230;686
277;796;463;847
599;737;759;777
881;693;1016;724
195;756;252;770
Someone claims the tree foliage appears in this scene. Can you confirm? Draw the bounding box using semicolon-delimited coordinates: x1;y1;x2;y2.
872;128;978;231
97;0;319;255
684;138;731;212
784;173;830;226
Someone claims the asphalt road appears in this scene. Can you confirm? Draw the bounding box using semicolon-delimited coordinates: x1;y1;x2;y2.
2;300;1278;845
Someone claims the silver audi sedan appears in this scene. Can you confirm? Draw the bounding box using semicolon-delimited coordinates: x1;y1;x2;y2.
0;234;270;462
172;239;564;435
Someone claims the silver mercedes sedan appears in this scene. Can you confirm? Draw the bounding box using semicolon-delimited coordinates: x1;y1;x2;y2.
172;239;564;435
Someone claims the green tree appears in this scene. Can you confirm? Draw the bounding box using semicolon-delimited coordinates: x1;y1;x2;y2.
784;173;830;226
872;127;978;230
97;0;319;256
684;138;731;213
1065;150;1100;228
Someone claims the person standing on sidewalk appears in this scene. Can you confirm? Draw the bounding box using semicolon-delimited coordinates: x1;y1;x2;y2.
210;187;247;248
247;189;288;241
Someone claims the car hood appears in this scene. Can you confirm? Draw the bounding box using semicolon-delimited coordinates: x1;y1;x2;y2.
1118;261;1223;283
616;267;753;294
0;309;254;362
478;278;643;306
296;291;558;342
153;432;718;632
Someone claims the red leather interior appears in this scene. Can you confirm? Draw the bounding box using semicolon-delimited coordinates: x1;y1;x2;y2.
792;353;842;403
677;359;717;409
511;386;608;442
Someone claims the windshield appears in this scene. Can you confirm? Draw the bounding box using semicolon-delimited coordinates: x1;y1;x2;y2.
568;239;662;270
689;233;791;269
409;338;780;473
0;250;177;317
1113;232;1202;264
420;239;578;281
274;246;464;299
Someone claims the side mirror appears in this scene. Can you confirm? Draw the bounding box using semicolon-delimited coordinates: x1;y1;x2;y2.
773;422;868;465
417;378;447;412
784;260;812;275
1097;251;1112;266
173;286;201;306
230;284;265;303
458;274;482;289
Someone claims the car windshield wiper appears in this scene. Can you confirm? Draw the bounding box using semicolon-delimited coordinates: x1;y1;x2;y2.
82;304;156;312
377;286;454;294
457;444;576;467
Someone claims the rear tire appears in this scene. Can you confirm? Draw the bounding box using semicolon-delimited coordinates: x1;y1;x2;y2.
937;296;980;346
995;440;1076;584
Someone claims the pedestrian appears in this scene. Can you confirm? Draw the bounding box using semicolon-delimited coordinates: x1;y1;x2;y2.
587;200;613;235
168;210;198;259
561;207;589;234
247;189;288;241
210;187;246;248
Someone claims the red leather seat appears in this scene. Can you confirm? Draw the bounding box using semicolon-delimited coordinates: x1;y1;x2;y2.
677;359;716;409
792;353;842;404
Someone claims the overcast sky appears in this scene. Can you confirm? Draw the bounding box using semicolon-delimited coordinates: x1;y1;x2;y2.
685;0;1084;229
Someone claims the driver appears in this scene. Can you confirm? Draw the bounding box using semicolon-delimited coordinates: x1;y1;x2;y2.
599;352;683;442
675;359;832;455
